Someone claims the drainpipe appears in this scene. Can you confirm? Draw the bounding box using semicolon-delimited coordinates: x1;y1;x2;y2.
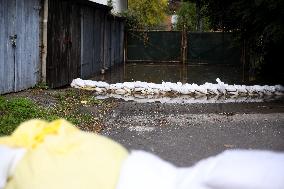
41;0;48;83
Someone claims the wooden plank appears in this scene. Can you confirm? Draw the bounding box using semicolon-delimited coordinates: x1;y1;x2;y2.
100;12;105;69
81;6;95;79
111;18;115;66
113;19;118;65
0;0;16;94
46;0;125;86
47;0;81;88
15;0;40;91
103;16;111;68
115;20;119;64
47;0;69;87
93;9;103;72
119;22;125;64
68;2;81;82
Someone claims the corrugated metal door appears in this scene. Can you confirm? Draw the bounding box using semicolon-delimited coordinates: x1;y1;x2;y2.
0;0;40;94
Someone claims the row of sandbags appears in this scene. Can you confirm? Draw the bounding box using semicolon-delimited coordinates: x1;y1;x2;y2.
71;78;284;96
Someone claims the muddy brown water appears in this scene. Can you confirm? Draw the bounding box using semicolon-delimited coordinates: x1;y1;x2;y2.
92;63;246;85
89;63;284;103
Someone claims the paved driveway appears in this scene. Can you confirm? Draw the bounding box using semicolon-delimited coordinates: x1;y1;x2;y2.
101;101;284;166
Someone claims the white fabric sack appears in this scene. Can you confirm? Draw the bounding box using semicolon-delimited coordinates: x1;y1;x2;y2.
116;150;284;189
0;146;26;189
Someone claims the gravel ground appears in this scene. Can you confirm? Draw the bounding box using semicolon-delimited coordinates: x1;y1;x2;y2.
101;101;284;167
4;88;284;166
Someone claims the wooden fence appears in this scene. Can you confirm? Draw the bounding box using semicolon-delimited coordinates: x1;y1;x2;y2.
0;0;125;93
0;0;40;94
47;0;125;88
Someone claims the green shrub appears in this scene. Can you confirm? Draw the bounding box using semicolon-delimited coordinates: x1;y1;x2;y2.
0;96;58;136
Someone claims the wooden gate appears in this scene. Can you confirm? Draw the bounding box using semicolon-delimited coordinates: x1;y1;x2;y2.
0;0;40;94
47;0;81;88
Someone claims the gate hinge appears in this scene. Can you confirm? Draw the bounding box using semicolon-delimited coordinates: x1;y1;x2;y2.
9;35;17;48
33;5;42;11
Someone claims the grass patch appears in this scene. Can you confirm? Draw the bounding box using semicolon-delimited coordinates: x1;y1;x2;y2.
49;89;102;130
0;88;106;136
33;82;49;90
0;96;58;136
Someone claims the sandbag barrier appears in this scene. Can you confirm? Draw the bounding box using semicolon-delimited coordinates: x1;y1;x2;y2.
71;78;284;103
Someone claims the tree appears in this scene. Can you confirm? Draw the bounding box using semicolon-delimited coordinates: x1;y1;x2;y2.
107;0;113;7
176;0;210;31
202;0;284;81
176;1;196;31
182;0;207;31
123;0;168;29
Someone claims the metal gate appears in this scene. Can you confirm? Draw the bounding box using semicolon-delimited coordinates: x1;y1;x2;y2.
0;0;40;94
126;31;181;62
188;32;241;64
126;31;241;65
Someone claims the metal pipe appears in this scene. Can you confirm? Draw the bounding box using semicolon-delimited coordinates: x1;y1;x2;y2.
41;0;48;83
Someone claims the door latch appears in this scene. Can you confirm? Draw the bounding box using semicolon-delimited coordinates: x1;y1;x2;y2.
9;35;17;48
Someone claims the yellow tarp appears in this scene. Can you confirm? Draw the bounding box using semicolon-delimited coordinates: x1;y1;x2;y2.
0;119;128;189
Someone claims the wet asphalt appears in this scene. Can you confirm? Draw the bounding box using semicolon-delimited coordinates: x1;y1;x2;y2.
101;100;284;167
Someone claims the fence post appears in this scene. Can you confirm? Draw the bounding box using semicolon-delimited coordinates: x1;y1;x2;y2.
181;25;187;64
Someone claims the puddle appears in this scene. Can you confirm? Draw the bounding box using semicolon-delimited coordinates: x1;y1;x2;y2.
91;63;244;85
95;93;283;104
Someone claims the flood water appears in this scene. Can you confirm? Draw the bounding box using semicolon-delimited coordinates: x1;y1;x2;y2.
92;63;245;85
88;62;283;103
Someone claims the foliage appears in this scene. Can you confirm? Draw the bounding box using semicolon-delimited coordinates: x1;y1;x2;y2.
202;0;284;80
179;0;211;31
50;89;102;127
107;0;113;7
176;1;197;31
0;89;104;136
119;11;140;30
124;0;168;29
174;1;210;31
0;96;58;136
201;16;211;31
33;82;49;90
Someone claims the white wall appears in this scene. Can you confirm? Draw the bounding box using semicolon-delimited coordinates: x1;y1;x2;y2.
171;15;178;25
113;0;127;13
89;0;127;13
89;0;107;5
